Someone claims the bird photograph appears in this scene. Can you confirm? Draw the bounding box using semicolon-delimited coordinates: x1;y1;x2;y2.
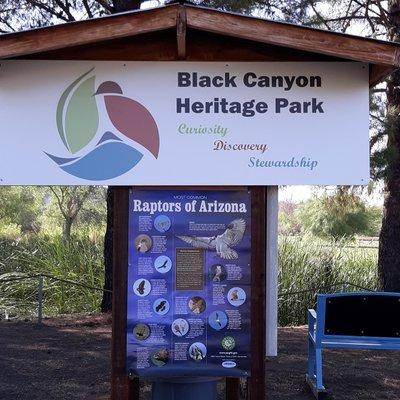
230;289;239;301
136;280;146;295
155;220;170;232
211;264;227;282
135;235;152;253
215;312;222;328
155;300;167;313
188;296;206;314
154;255;172;273
176;219;246;260
133;324;150;341
227;287;246;306
189;343;206;361
137;238;149;253
172;319;189;337
208;310;228;330
213;265;223;282
151;349;169;366
157;258;169;270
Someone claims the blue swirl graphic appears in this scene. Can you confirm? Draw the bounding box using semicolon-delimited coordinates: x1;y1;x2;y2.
47;140;143;181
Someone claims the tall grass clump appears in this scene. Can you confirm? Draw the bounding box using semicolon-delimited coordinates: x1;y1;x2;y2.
278;235;378;326
0;233;104;319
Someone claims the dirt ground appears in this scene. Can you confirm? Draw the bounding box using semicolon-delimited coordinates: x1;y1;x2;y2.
0;315;399;400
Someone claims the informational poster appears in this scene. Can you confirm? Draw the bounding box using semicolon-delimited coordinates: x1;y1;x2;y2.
126;190;251;377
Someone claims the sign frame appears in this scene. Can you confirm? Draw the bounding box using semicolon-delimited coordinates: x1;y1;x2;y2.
111;186;266;400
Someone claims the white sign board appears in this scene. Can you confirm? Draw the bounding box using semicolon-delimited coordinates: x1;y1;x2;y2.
0;61;369;185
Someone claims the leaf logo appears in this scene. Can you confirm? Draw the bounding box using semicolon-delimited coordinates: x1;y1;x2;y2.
56;68;99;153
46;69;160;181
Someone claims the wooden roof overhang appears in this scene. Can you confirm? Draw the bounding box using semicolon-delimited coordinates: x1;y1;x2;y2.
0;3;399;87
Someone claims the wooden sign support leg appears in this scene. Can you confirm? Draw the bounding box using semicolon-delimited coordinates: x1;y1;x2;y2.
248;187;266;400
226;377;240;400
111;186;139;400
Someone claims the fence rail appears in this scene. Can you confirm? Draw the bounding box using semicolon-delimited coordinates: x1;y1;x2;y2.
278;281;373;297
0;273;110;324
0;273;374;325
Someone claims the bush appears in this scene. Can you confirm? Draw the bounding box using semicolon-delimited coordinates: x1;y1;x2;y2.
296;192;381;240
278;235;378;326
0;233;105;318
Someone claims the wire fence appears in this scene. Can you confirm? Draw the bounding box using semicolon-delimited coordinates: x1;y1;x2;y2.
0;273;374;325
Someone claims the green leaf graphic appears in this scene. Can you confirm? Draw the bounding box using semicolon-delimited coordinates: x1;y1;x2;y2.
56;68;98;153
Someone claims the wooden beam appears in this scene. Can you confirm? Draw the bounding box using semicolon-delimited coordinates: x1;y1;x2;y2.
176;6;187;60
111;186;138;400
0;6;177;59
370;64;396;87
23;30;178;61
186;6;400;68
249;186;266;400
226;378;239;400
185;29;343;62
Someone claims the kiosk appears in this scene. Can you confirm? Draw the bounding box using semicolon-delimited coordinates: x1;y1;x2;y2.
0;3;399;399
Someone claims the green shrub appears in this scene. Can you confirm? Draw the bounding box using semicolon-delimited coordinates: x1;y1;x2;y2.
278;235;378;326
0;232;104;318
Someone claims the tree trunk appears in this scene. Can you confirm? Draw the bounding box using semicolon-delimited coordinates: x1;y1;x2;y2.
101;187;115;312
378;1;400;292
63;217;73;243
101;0;143;312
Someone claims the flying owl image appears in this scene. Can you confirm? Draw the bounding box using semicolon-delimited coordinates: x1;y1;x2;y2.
176;219;246;260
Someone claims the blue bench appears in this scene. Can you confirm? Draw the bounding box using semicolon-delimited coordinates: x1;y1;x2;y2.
306;292;400;398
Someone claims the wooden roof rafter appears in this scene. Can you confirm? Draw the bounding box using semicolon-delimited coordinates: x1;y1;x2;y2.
0;3;398;86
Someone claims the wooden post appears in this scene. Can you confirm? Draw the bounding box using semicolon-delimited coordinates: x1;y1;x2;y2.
37;275;44;325
266;186;278;357
248;186;266;400
111;186;139;400
226;377;240;400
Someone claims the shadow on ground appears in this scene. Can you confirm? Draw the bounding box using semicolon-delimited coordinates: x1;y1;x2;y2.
266;327;400;400
0;314;111;400
0;318;399;399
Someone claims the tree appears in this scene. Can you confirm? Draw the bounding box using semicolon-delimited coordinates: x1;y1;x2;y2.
0;0;321;33
378;1;400;292
0;187;44;233
308;1;400;290
49;186;96;242
296;189;378;241
278;200;302;235
0;1;145;32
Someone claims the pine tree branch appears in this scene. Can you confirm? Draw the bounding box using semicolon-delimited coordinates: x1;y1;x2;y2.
370;113;387;125
82;0;94;18
322;15;381;23
26;0;71;22
50;186;68;220
94;0;113;12
309;2;331;30
53;0;76;21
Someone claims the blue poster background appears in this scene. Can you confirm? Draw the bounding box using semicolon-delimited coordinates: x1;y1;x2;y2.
127;190;251;377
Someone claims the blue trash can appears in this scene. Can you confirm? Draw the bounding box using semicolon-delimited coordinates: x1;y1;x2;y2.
152;377;221;400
